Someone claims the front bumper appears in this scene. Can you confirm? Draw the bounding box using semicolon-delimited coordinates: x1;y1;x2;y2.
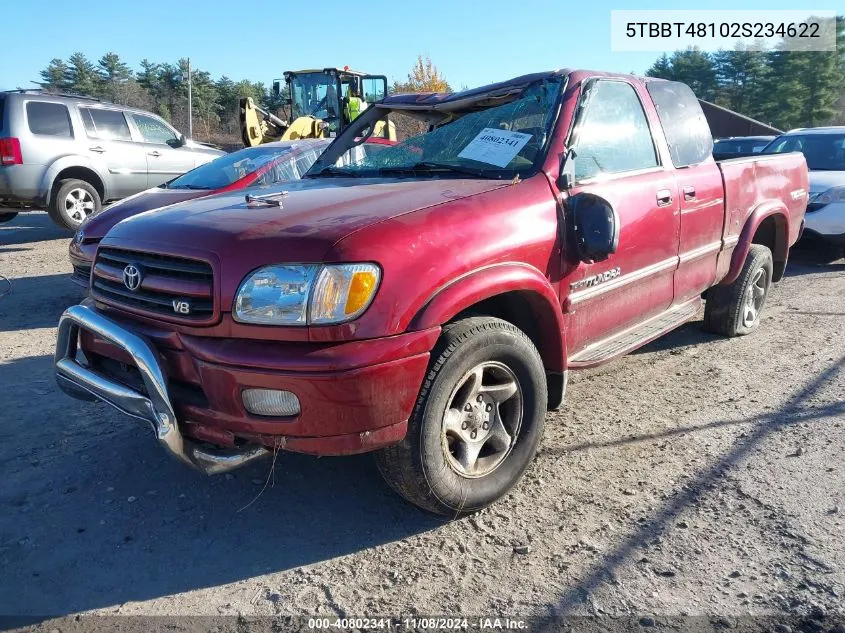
56;304;267;474
68;240;96;288
804;201;845;240
55;303;436;474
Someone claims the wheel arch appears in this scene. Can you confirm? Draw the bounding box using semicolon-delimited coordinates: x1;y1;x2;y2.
723;203;790;285
43;159;109;206
408;263;567;407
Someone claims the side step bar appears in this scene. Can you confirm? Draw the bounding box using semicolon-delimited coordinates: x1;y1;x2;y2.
569;298;701;368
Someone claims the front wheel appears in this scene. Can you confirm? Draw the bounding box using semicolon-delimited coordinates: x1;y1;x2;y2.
375;317;547;516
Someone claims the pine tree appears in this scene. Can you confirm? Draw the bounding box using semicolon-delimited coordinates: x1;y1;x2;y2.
65;52;99;96
39;58;70;92
97;52;133;103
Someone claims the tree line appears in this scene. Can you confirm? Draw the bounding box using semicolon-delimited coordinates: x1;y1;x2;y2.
38;53;272;144
646;16;845;130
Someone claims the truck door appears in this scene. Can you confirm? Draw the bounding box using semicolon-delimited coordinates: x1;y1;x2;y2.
643;80;725;304
560;79;681;356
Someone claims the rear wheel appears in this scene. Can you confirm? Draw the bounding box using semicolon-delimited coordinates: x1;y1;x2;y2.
704;244;773;337
48;179;101;230
375;317;547;516
0;212;18;224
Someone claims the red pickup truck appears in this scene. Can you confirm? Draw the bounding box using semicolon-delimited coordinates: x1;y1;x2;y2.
54;70;807;515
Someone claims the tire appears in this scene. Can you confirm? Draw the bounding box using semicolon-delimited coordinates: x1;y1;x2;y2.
0;212;18;224
48;179;101;230
704;244;773;337
375;317;547;516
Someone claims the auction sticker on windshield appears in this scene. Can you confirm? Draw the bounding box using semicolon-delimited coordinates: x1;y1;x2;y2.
458;128;532;167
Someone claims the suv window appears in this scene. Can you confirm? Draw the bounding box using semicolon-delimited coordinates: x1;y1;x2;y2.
132;113;178;145
80;108;132;142
571;80;658;181
0;94;5;130
26;101;72;137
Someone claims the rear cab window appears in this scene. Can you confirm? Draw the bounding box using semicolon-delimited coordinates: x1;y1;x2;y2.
26;101;73;137
645;80;712;167
80;108;132;141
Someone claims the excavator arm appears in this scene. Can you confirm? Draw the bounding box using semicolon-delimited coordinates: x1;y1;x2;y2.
239;97;289;147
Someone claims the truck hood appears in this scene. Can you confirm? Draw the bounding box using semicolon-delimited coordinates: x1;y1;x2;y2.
103;178;507;264
808;170;845;195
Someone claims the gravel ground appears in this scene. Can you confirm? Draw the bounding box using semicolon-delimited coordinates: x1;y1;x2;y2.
1;212;844;632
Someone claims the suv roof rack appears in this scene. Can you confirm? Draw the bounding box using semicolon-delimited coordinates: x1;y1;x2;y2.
3;88;106;103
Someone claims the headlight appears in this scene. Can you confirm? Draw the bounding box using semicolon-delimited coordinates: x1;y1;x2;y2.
810;186;845;206
233;263;381;325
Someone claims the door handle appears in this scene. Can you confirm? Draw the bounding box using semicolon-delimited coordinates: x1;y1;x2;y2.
683;185;696;201
656;189;673;207
148;151;162;158
89;146;106;153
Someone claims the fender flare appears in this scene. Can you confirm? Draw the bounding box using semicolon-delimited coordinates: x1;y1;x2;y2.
41;156;110;206
408;262;567;372
722;201;790;286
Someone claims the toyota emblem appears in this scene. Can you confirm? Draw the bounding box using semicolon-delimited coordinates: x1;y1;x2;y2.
122;264;142;291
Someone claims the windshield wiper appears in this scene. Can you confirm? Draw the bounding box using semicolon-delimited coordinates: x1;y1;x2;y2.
170;184;211;190
306;166;359;178
378;162;494;178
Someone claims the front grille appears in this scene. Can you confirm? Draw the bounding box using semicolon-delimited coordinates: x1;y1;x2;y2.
91;246;215;323
72;264;91;283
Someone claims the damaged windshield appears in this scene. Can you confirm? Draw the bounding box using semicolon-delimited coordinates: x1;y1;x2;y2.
310;77;563;179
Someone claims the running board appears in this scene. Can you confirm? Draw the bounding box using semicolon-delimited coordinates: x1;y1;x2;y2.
569;299;701;368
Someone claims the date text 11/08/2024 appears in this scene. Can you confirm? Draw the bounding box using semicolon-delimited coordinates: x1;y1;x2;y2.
307;617;528;630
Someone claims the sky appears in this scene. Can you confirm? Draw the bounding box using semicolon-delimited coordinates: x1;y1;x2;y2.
0;0;837;92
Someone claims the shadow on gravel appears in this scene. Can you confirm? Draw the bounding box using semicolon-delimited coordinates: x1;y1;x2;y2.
785;247;845;277
0;211;72;246
0;354;442;622
537;354;845;623
0;272;83;332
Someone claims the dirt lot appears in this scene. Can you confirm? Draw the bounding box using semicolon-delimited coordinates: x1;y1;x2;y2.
1;212;844;632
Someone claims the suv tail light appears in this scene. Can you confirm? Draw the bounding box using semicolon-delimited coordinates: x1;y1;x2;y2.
0;138;22;165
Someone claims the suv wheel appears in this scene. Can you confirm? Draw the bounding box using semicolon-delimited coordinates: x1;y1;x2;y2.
375;317;547;516
48;179;101;230
0;212;18;224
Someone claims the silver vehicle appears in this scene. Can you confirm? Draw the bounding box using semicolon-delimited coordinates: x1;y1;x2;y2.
761;126;845;255
0;90;224;229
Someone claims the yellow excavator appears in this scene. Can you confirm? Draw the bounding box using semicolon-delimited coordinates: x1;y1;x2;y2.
240;67;396;146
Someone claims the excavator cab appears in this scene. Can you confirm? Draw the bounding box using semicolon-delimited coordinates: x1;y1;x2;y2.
241;67;395;147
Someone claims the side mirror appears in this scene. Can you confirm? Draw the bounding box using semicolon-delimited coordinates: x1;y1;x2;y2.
569;193;620;263
167;134;187;149
558;147;577;190
272;81;281;96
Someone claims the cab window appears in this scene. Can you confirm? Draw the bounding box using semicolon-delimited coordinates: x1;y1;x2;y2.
571;80;658;181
